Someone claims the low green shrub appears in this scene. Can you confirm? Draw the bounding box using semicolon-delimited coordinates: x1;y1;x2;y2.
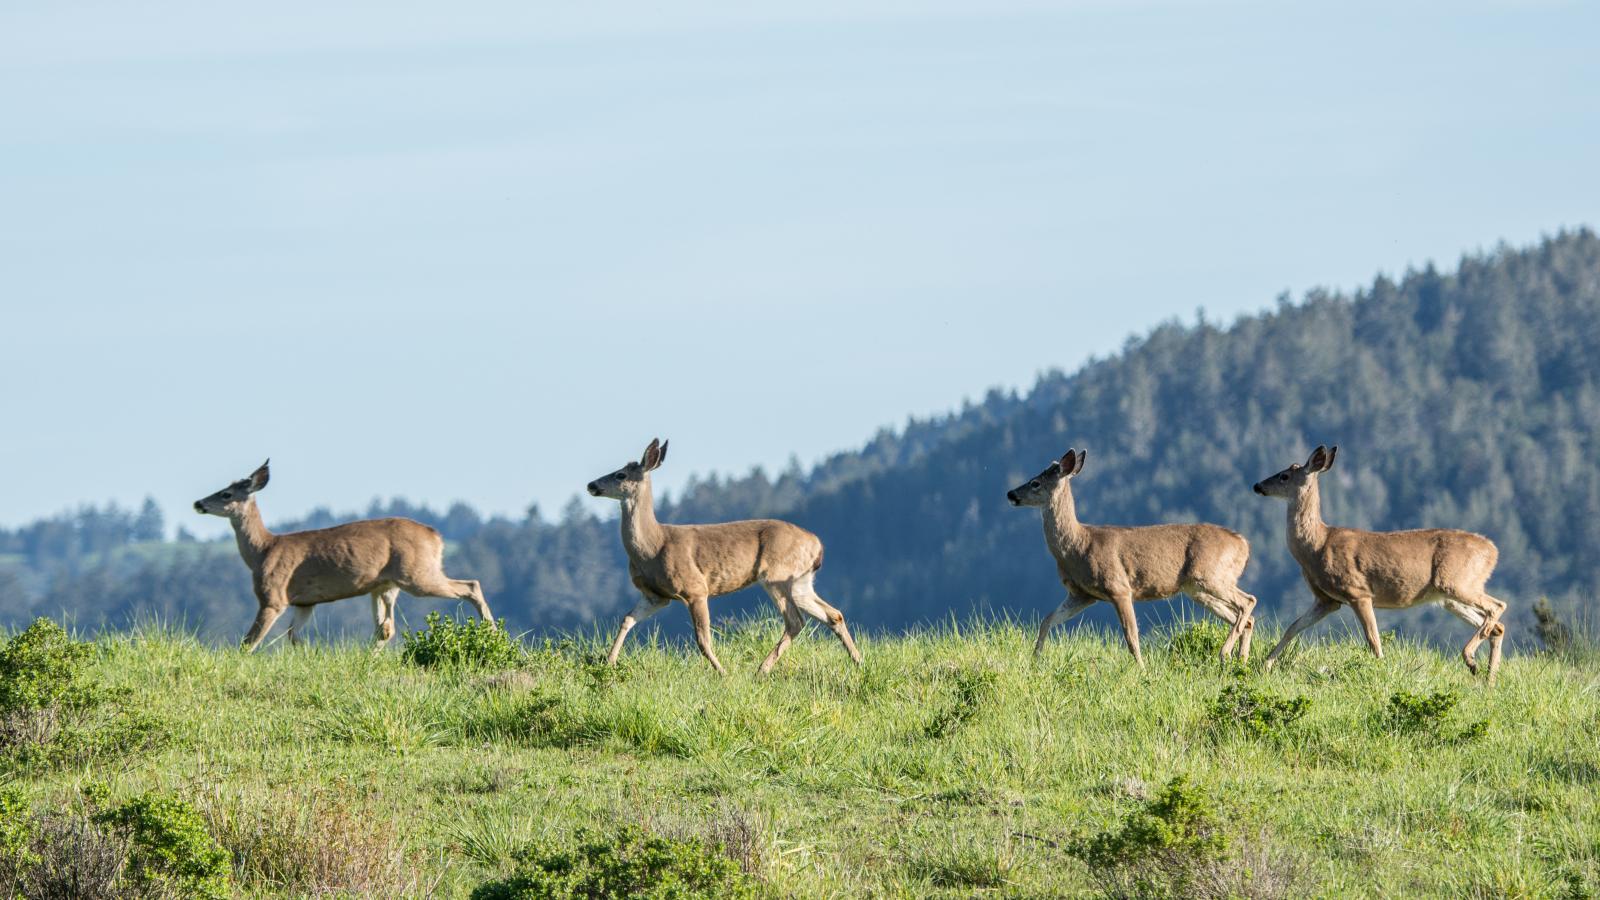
0;786;37;876
0;618;96;715
1161;620;1234;669
402;612;522;670
1207;684;1310;740
0;618;165;769
1072;776;1301;899
469;825;758;900
0;786;227;899
94;794;231;900
1380;691;1488;744
1073;776;1228;892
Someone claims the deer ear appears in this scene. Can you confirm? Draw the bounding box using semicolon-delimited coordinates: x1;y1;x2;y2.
1323;446;1338;471
248;459;270;493
640;438;660;470
657;439;668;469
1061;449;1086;477
1306;445;1327;471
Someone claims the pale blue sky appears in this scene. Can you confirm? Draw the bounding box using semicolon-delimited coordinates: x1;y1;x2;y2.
2;1;1596;537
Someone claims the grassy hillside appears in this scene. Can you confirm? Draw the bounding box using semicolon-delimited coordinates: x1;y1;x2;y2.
3;618;1596;898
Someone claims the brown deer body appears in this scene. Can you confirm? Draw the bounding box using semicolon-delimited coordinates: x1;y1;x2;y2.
587;439;861;675
194;461;493;650
1253;445;1507;680
1008;449;1257;664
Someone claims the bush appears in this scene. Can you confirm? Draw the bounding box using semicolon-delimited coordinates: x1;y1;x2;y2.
94;794;231;900
1161;620;1234;669
0;618;96;715
1072;776;1300;899
1380;691;1489;744
469;825;758;900
402;612;522;670
1207;684;1310;740
0;618;163;768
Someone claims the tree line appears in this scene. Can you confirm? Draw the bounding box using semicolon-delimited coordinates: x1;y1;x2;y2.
2;230;1595;646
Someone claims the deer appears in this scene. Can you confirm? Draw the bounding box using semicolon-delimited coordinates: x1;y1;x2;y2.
586;438;862;676
1007;448;1257;665
1252;445;1507;680
193;460;494;651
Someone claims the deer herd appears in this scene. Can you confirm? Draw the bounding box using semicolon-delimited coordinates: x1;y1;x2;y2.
193;440;1510;682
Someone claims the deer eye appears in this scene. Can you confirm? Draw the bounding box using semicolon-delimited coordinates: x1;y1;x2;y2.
1030;480;1041;488
1278;474;1288;482
220;491;233;499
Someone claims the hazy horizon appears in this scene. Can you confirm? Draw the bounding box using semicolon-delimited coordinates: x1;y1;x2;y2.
3;1;1597;537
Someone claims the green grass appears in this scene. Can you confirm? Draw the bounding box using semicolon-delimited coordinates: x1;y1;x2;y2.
5;617;1598;898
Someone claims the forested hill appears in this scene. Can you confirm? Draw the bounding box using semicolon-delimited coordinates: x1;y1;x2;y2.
4;230;1597;644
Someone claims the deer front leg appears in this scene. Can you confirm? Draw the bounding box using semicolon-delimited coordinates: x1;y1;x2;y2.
1034;594;1095;656
1350;596;1383;659
687;596;727;676
606;593;671;665
241;601;287;653
1109;592;1143;667
1263;595;1340;670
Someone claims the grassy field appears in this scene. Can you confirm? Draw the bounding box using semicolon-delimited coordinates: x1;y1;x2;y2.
3;614;1598;898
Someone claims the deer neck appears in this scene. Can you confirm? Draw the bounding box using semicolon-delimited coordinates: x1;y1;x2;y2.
1044;481;1090;556
1288;479;1329;556
229;500;275;569
620;478;667;560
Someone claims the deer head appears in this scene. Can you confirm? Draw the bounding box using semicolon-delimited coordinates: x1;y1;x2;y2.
586;438;669;501
1253;445;1337;499
1007;448;1086;507
194;460;270;517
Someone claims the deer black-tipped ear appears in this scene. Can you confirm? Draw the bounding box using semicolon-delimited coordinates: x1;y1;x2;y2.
1323;446;1338;471
657;439;668;469
248;459;270;493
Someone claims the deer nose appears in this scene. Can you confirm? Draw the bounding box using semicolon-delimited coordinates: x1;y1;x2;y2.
1252;483;1265;496
1006;490;1019;504
193;501;204;512
586;482;600;496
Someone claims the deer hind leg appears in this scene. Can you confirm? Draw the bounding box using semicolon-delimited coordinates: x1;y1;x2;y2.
686;596;728;676
1446;593;1507;680
402;577;493;622
1035;595;1096;656
757;582;806;675
1221;586;1260;662
788;574;862;666
1187;583;1252;663
286;605;315;647
606;594;670;665
371;587;400;648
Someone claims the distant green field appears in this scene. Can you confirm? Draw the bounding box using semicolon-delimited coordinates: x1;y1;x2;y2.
5;618;1597;898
